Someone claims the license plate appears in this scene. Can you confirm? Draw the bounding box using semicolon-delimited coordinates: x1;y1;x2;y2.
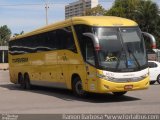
124;85;133;90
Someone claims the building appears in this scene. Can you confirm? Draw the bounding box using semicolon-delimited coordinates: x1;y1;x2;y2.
65;0;98;19
0;46;8;63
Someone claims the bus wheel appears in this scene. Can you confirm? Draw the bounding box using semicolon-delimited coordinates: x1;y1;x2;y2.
19;74;26;89
24;74;31;90
157;75;160;84
72;77;86;97
112;91;127;96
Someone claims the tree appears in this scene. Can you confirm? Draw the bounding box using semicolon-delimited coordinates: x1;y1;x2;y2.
105;0;140;19
135;0;160;47
85;5;106;16
135;0;160;32
0;25;11;46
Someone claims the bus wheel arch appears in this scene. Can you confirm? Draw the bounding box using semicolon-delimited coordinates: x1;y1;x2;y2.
71;74;86;97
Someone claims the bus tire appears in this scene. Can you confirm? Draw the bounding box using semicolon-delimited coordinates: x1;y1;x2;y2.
113;91;127;96
24;73;31;90
18;74;26;89
72;77;86;97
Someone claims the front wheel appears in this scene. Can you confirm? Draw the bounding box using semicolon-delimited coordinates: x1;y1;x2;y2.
72;77;86;97
157;75;160;84
112;91;127;96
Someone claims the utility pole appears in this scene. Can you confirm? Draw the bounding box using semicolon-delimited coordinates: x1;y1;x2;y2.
45;2;49;25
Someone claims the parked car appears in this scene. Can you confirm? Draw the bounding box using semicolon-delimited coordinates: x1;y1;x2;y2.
148;61;160;84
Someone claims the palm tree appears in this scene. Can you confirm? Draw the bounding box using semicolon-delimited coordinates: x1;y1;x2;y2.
134;0;160;48
134;0;160;33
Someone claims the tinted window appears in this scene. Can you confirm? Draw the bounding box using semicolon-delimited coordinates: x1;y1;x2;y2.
85;36;95;66
74;25;92;58
148;62;158;68
9;26;76;55
64;27;77;52
48;31;59;50
58;27;77;52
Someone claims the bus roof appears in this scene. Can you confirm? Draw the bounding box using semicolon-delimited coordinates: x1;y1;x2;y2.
72;16;137;26
10;16;138;40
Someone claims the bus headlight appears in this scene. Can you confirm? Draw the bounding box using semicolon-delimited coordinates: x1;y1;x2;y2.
97;73;115;81
97;73;108;80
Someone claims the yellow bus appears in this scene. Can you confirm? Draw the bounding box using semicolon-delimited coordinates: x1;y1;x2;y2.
9;16;153;97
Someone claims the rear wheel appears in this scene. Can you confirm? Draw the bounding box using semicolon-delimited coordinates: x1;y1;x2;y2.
24;74;31;90
157;75;160;84
72;77;86;97
150;81;156;85
113;91;127;96
19;74;26;89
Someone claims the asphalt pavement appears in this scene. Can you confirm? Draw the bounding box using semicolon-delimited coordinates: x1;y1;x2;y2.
0;70;160;114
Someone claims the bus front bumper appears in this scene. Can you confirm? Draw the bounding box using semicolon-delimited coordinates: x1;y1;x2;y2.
96;76;149;93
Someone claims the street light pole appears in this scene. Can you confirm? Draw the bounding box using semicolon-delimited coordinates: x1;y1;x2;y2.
45;2;49;25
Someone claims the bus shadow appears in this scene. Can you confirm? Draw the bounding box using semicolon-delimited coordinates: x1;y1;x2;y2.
0;83;141;103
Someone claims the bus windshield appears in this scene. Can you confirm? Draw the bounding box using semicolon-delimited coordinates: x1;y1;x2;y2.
94;27;147;72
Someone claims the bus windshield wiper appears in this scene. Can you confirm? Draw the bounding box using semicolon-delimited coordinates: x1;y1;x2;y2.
116;28;128;70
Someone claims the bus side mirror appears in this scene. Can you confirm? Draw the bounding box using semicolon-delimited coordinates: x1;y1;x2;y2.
83;33;100;50
142;32;156;49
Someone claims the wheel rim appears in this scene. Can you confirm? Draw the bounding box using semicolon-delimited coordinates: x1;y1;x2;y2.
75;81;84;95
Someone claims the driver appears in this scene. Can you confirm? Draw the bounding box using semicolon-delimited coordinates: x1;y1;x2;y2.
105;53;117;62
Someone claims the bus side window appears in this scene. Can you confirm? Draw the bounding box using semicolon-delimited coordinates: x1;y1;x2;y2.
59;27;77;53
74;25;92;58
84;36;96;66
65;27;77;53
47;31;57;50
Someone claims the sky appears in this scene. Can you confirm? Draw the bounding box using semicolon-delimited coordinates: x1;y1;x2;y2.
0;0;159;35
